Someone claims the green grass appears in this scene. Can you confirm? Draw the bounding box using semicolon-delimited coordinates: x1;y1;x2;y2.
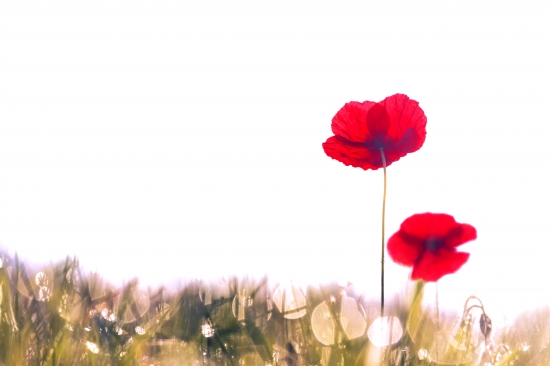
0;254;546;365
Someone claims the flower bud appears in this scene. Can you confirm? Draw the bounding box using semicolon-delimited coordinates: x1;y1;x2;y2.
480;313;492;337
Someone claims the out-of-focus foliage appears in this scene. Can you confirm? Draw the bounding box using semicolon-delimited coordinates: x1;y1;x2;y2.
0;253;544;365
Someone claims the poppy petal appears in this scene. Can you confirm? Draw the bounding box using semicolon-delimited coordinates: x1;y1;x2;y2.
400;213;459;240
379;94;427;151
411;247;470;282
366;103;391;138
322;136;383;170
331;101;376;143
387;231;423;266
443;224;477;248
383;127;425;161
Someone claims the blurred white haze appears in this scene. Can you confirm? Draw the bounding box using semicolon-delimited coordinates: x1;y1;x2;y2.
1;1;550;328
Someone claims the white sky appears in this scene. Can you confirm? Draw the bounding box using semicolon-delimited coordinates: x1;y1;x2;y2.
1;1;549;327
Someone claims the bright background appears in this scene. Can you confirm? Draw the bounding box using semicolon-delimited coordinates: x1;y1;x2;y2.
1;1;549;327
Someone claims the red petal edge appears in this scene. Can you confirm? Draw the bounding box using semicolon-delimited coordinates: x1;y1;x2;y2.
387;231;423;266
411;248;470;282
322;136;385;170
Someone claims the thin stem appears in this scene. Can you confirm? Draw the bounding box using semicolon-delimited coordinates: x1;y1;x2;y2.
462;295;485;318
435;282;440;359
435;282;439;323
466;304;485;313
379;148;387;318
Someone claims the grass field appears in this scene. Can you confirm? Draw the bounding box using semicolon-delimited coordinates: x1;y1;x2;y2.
0;253;546;366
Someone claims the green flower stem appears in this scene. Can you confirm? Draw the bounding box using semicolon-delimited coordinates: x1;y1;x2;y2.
380;148;387;318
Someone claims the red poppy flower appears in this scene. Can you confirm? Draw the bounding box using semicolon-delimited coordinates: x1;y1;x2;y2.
322;94;427;170
387;213;477;282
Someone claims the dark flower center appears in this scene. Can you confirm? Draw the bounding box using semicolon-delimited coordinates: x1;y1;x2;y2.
424;238;442;252
365;136;390;152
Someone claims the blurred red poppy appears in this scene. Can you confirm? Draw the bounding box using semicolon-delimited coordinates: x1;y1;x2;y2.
322;94;427;170
387;213;476;282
